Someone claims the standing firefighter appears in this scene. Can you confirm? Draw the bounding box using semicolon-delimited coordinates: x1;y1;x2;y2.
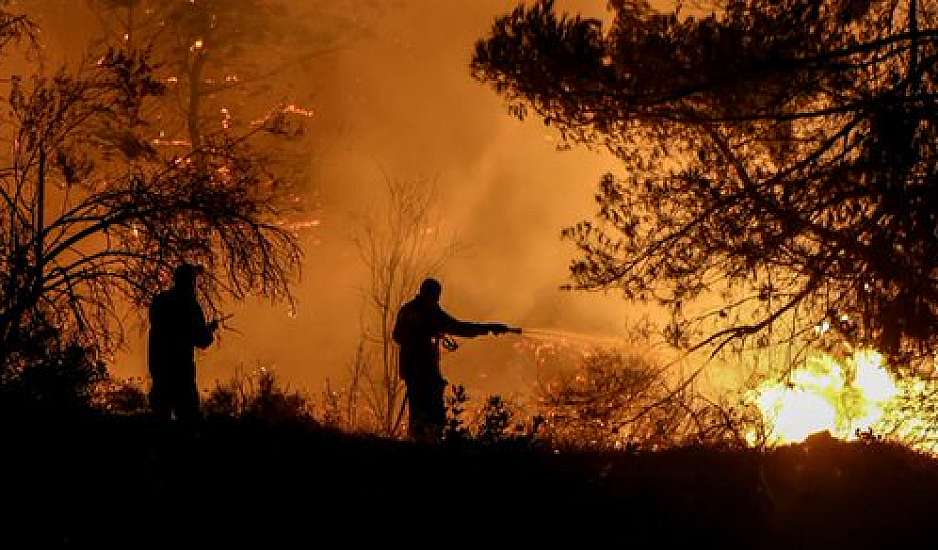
392;278;519;441
148;263;219;423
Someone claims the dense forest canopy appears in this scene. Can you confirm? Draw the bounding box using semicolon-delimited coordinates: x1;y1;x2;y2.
473;0;938;370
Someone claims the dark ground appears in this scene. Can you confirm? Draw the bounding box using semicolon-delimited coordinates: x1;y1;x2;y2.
3;413;937;548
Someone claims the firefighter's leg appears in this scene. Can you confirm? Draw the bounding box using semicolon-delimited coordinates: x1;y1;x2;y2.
406;381;425;439
148;380;172;421
428;379;446;440
407;381;437;443
405;386;418;438
174;378;201;425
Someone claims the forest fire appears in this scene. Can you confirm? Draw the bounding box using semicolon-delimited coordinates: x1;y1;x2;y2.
8;0;938;544
750;349;925;449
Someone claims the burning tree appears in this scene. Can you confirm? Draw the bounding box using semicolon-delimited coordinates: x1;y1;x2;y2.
0;13;302;385
472;0;938;369
83;0;360;152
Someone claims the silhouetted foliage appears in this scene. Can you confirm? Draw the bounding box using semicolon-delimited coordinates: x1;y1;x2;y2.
443;383;470;441
0;339;106;414
475;395;516;444
473;0;938;369
537;350;759;449
203;367;316;425
92;375;148;414
0;37;303;375
9;401;938;547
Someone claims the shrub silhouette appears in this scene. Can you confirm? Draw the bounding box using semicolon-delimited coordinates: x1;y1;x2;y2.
0;341;106;415
476;395;515;444
443;383;470;441
93;376;148;415
538;350;757;449
203;367;316;426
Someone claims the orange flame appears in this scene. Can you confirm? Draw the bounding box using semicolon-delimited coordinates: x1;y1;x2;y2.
749;349;938;451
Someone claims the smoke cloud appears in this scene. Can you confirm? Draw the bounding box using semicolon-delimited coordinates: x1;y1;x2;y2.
33;1;677;398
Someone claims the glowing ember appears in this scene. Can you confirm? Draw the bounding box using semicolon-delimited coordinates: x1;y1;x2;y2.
283;219;321;231
151;138;191;147
283;104;314;117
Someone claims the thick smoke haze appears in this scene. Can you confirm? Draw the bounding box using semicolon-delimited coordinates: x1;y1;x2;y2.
30;1;680;397
197;0;632;398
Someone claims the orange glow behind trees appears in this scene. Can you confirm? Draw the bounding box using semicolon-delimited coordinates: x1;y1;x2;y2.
472;0;938;371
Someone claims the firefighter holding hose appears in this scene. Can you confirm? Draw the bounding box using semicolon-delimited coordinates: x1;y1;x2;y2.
392;278;520;442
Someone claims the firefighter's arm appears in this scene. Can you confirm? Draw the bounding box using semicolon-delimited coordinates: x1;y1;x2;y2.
486;323;522;336
437;309;483;337
192;304;217;349
441;310;519;338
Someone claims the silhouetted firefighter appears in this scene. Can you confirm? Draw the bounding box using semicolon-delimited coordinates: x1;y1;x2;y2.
393;278;520;441
148;263;219;423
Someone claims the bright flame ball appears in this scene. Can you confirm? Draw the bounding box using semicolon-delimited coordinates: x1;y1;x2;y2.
752;349;901;445
758;386;838;443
